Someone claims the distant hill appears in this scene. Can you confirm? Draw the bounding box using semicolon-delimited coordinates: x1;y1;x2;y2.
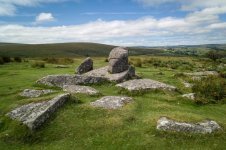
0;42;225;57
0;42;163;57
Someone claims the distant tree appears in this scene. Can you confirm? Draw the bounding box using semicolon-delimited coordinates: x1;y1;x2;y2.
206;51;224;61
2;56;11;63
14;57;22;62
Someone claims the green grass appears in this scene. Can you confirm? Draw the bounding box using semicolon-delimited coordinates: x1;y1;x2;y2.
0;56;226;149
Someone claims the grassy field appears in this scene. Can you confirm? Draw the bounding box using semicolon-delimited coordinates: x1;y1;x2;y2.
0;56;226;150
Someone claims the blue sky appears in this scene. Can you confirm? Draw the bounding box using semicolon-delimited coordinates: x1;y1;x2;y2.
0;0;226;46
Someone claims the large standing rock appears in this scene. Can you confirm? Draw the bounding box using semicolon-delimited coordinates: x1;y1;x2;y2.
63;85;99;95
108;47;129;74
91;96;133;109
157;117;221;134
116;79;176;92
19;89;55;98
7;93;70;130
77;57;93;74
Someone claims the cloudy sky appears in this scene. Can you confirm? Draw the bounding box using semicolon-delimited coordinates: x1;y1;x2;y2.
0;0;226;46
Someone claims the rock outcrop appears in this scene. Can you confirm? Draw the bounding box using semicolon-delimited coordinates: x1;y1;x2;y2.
7;93;70;130
36;74;107;88
63;85;99;95
116;79;176;92
20;89;54;98
157;117;221;134
108;47;129;74
90;96;133;109
76;57;93;74
85;65;136;83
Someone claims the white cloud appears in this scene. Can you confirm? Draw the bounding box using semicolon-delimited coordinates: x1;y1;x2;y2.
0;13;225;46
136;0;226;11
36;13;55;23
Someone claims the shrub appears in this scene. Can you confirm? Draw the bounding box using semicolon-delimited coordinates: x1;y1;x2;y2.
104;58;109;62
43;57;74;64
14;57;22;62
31;61;45;68
0;57;4;65
130;58;142;67
2;56;11;63
192;76;226;104
206;51;224;61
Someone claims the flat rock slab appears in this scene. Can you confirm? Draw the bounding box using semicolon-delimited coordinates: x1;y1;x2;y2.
182;93;195;100
36;74;107;88
84;66;136;83
157;117;221;134
20;89;55;98
182;81;193;88
184;71;218;76
63;85;99;95
7;93;70;130
90;96;133;109
116;79;176;92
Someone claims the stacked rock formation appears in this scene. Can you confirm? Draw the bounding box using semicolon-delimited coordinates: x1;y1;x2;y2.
108;47;129;74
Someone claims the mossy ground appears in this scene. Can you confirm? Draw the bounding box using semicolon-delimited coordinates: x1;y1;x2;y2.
0;56;226;150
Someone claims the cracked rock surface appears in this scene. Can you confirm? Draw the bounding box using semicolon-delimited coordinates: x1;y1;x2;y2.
20;89;54;98
116;79;176;92
7;93;70;130
90;96;133;109
36;74;107;88
157;117;221;134
63;85;99;95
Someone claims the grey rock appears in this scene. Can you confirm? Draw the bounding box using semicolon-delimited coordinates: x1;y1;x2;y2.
116;79;176;92
77;57;93;74
7;93;70;130
36;74;107;88
108;47;129;74
182;81;193;88
182;93;195;100
85;65;136;83
63;85;99;95
20;89;54;98
157;117;221;134
184;71;218;76
91;96;133;109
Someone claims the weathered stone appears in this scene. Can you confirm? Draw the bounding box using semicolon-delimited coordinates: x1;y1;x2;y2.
116;79;176;92
182;81;193;88
91;96;133;109
184;71;218;76
63;85;99;95
19;89;54;98
36;74;107;88
85;65;136;83
77;57;93;74
108;47;129;74
157;117;221;134
7;93;70;130
182;93;195;100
